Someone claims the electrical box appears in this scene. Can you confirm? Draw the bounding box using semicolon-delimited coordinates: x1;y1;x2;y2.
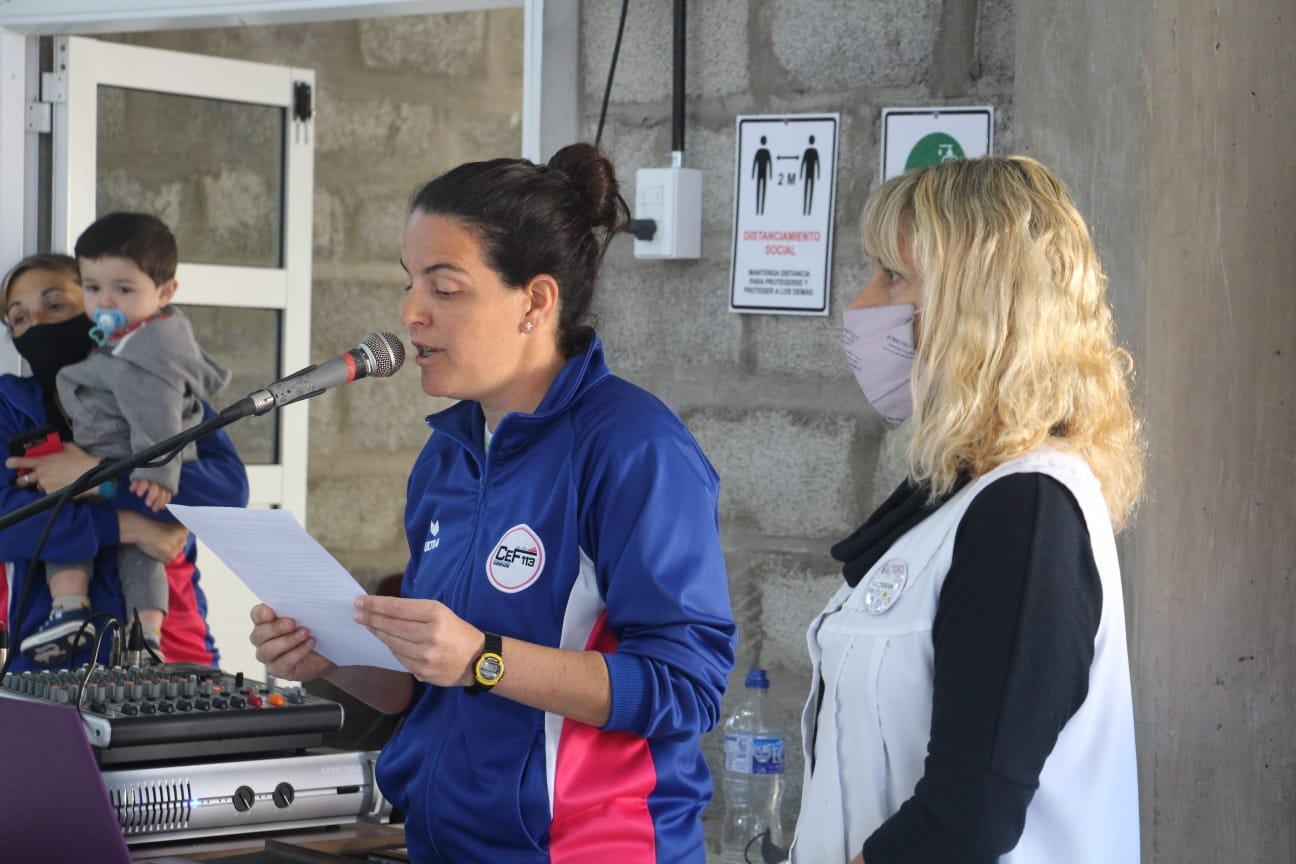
633;167;702;259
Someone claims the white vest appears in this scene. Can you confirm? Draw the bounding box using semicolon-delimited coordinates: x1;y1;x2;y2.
789;449;1139;864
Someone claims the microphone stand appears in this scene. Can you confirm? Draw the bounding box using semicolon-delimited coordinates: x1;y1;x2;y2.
0;396;260;680
0;397;258;532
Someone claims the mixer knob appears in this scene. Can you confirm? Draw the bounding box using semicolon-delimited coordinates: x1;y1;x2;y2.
233;785;255;812
272;783;295;809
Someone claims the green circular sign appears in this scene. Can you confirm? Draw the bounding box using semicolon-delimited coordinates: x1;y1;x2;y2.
904;132;965;172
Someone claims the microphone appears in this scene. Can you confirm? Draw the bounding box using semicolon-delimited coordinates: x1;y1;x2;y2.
238;331;406;417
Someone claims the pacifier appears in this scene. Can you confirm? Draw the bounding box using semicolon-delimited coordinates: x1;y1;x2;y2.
88;308;128;345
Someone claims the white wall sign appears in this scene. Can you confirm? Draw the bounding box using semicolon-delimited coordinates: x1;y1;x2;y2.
880;106;994;181
730;113;838;316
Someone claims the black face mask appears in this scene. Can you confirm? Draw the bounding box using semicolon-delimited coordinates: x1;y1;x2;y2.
12;315;96;395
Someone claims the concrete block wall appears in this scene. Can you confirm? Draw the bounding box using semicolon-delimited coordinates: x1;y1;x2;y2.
1017;1;1296;859
582;0;1014;846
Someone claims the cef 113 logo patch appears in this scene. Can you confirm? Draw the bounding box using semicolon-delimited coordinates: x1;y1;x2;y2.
486;524;545;593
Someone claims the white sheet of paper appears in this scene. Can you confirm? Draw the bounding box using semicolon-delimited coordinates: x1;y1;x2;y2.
167;504;403;671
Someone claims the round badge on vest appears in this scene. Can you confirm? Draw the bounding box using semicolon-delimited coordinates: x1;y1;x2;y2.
862;559;908;614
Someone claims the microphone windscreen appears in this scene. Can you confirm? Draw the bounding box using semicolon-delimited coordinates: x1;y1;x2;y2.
363;331;405;377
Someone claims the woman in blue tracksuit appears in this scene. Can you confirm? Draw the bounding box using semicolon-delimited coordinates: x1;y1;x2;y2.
251;143;737;863
1;253;249;671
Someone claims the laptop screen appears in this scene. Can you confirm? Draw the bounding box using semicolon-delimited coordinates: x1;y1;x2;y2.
0;695;133;864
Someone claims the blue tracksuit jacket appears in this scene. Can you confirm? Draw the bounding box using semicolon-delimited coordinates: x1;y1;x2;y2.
0;373;249;670
376;336;737;863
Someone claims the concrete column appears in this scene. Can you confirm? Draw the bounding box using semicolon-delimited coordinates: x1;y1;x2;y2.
1016;1;1296;860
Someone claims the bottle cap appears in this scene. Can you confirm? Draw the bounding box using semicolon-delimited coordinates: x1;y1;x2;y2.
745;668;769;689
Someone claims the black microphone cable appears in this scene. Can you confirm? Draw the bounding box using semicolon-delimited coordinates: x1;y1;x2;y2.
0;410;234;680
594;0;631;150
125;608;164;668
65;610;124;672
1;445;190;681
76;617;123;713
0;488;80;680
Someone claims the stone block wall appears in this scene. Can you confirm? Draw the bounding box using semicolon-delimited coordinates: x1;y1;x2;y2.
582;0;1014;845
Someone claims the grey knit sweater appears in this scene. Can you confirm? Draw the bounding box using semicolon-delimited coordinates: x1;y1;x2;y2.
56;306;230;492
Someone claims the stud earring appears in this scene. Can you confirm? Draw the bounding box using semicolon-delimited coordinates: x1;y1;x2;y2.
522;320;534;333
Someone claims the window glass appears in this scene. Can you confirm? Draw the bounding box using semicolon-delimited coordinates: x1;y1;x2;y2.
96;86;284;268
179;305;281;464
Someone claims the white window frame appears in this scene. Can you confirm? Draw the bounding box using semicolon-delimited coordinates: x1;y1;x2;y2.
49;35;314;515
41;36;318;677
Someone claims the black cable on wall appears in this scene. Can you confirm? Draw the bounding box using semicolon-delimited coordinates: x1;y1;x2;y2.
594;0;631;150
672;0;686;155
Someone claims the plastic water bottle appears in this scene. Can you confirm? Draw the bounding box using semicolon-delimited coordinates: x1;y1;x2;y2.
721;668;786;864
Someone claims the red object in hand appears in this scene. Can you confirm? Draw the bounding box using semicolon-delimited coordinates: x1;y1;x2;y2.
13;430;63;477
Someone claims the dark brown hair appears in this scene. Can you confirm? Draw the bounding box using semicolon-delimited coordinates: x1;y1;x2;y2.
409;143;630;357
74;212;178;286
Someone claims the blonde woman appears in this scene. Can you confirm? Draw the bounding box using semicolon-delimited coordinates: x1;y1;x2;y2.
790;157;1144;864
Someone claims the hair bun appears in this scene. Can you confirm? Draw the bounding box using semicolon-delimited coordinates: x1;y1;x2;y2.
546;143;627;232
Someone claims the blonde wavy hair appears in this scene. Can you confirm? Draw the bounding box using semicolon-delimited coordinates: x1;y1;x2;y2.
861;156;1144;529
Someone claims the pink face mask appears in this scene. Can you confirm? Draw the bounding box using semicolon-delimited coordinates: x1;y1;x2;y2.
842;304;916;425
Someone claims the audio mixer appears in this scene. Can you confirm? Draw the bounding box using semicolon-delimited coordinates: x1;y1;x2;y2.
0;662;344;766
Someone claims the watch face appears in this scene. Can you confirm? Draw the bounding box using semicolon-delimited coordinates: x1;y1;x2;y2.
477;653;503;684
